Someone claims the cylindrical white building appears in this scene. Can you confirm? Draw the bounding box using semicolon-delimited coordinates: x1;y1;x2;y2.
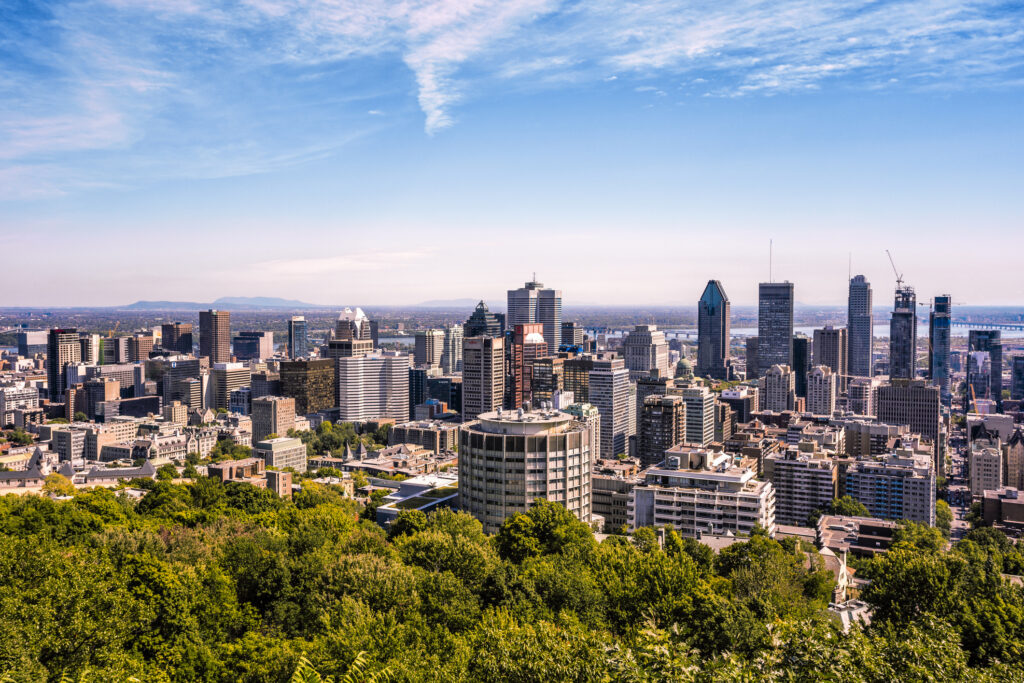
459;409;592;533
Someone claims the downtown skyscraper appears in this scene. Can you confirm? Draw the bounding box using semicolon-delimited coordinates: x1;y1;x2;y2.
847;275;873;377
46;328;81;401
199;309;231;364
968;329;1003;411
889;286;917;379
928;295;951;403
696;280;731;380
288;316;308;359
756;282;794;376
507;278;561;355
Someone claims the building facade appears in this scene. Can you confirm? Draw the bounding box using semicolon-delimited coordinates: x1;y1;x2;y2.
628;448;776;536
637;395;686;467
459;409;593;533
46;328;81;401
889;287;917;379
507;279;561;355
252;396;296;442
288;316;308;359
462;336;505;421
763;448;837;526
621;325;670;381
763;364;795;413
847;275;873;378
844;450;936;525
199;309;231;364
806;365;837;416
336;352;411;422
414;329;445;368
928;295;951;402
696;280;731;380
589;356;633;457
757;282;794;375
280;359;335;415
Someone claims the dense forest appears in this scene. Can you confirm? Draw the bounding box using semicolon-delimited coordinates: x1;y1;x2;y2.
1;478;1023;682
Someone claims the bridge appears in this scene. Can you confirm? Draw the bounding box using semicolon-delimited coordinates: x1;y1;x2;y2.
950;321;1024;331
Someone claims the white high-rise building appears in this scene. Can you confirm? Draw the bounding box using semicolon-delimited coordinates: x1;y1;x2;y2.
621;325;670;381
676;384;715;447
763;364;795;412
970;441;1003;497
507;278;562;355
845;449;936;525
441;324;464;374
589;356;633;457
459;409;593;534
462;336;504;422
336;352;410;422
563;402;601;461
806;365;837;416
629;447;776;536
414;329;444;368
847;377;879;416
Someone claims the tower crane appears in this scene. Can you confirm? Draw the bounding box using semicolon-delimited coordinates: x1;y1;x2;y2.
886;249;903;288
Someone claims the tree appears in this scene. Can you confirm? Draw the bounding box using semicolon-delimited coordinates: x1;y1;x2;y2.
156;464;178;481
73;411;88;422
807;495;871;526
6;429;33;446
892;521;945;552
359;489;388;521
42;473;76;497
966;501;984;527
936;499;953;537
289;652;392;683
495;499;596;563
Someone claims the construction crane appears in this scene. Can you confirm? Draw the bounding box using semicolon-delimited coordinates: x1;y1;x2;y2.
886;249;903;288
107;321;120;337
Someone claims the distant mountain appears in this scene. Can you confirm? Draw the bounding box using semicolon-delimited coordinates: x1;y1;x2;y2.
122;301;210;311
212;296;323;308
415;298;482;308
123;297;325;311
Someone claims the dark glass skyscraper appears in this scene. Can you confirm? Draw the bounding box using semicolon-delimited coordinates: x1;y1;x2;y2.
928;296;951;403
46;328;81;401
847;275;873;377
889;286;917;379
968;330;1003;411
199;309;231;364
696;280;731;380
288;316;308;359
792;333;811;398
464;301;502;338
757;282;794;376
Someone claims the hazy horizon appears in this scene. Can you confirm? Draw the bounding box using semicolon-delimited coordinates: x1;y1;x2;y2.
3;1;1022;307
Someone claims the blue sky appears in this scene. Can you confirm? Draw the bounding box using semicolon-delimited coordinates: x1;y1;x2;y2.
2;0;1023;307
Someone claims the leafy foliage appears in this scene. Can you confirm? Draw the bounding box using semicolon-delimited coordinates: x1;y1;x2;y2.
0;479;1021;681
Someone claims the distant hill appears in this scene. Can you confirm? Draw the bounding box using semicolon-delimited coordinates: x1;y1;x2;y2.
123;297;325;311
122;301;210;311
212;296;324;308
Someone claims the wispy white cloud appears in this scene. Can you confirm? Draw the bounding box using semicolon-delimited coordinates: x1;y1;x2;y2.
2;0;1022;198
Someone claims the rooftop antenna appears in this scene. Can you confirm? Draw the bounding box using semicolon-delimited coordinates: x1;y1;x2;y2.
769;239;773;283
848;252;852;282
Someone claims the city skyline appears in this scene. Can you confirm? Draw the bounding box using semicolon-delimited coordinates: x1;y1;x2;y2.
3;1;1023;307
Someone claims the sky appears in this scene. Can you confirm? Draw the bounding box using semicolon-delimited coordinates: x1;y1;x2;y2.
1;0;1023;308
